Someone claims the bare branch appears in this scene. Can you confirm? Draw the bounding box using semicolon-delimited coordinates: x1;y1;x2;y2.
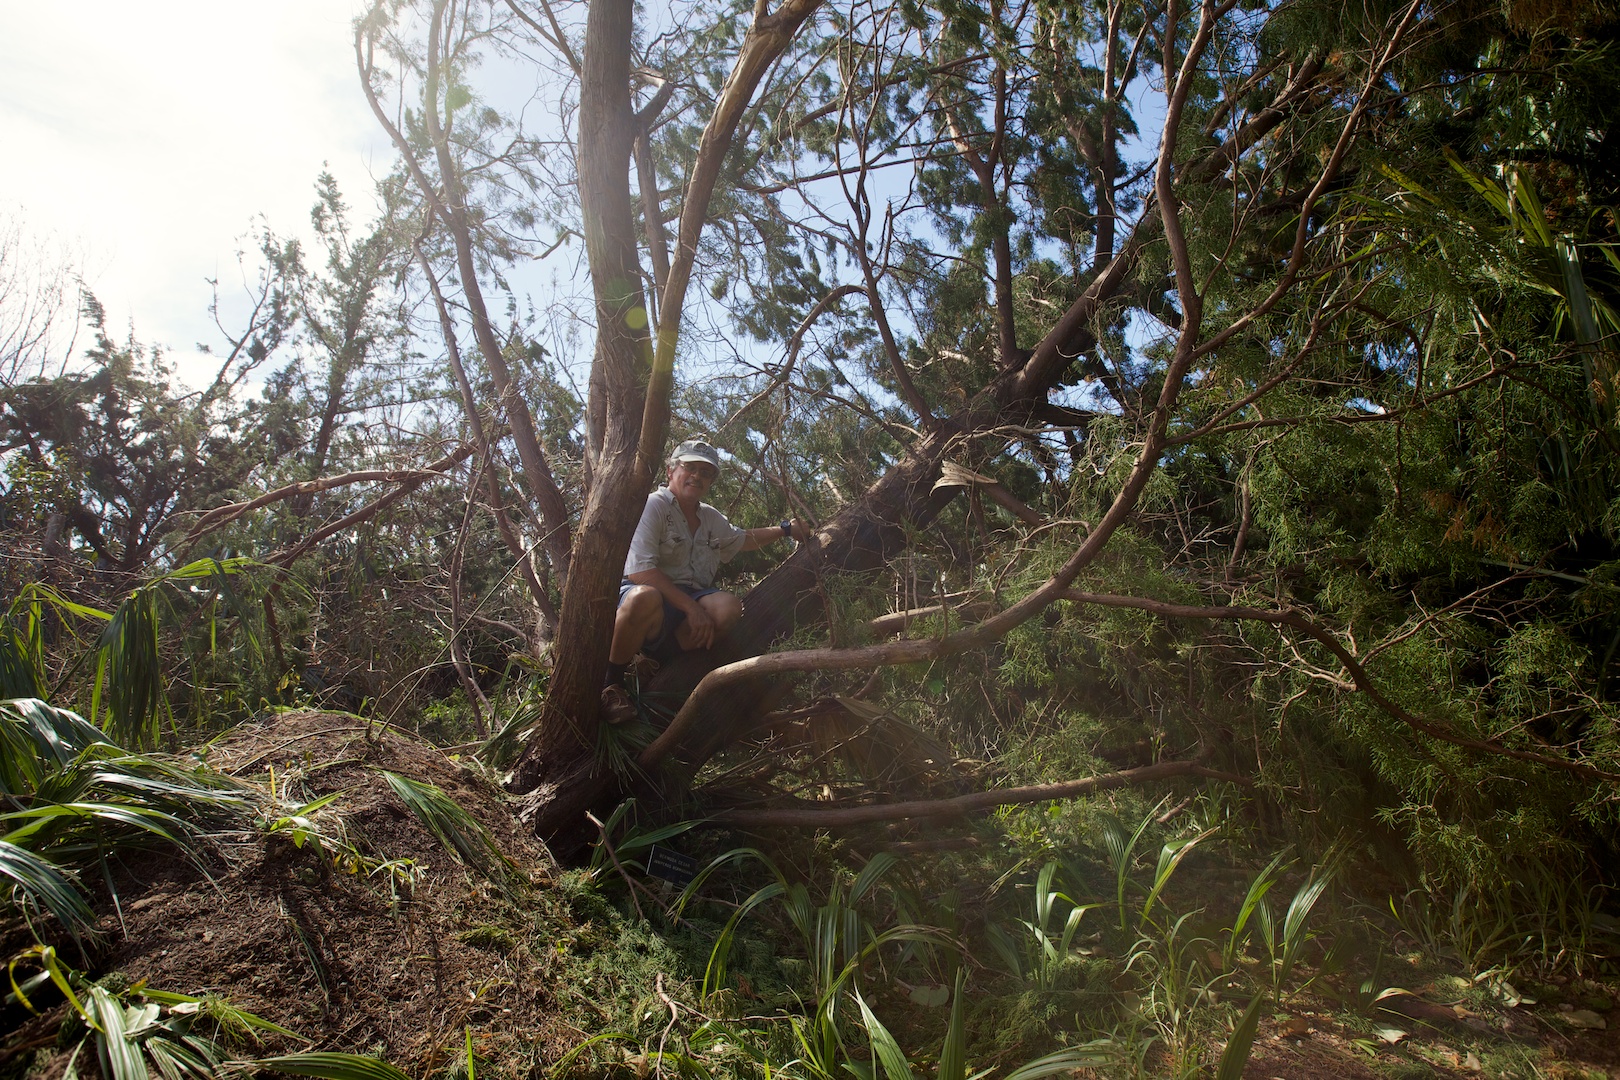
184;444;475;543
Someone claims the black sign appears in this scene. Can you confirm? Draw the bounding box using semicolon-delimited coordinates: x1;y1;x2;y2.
645;845;699;887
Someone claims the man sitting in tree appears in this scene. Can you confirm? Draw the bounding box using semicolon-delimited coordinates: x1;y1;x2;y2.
602;438;808;720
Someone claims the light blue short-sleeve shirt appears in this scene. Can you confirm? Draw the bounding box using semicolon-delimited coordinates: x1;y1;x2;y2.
624;487;748;588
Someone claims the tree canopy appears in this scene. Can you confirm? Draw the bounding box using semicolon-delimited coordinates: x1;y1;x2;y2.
2;0;1617;918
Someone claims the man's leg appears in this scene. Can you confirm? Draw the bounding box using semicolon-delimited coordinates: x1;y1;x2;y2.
603;585;664;724
610;585;664;668
673;590;742;651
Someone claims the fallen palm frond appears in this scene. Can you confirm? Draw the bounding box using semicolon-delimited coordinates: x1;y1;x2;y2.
1;698;255;940
380;771;514;889
0;838;95;939
251;1051;414;1080
9;945;410;1080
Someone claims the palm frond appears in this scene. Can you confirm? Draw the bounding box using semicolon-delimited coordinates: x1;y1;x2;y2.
1000;1043;1116;1080
139;989;301;1043
0;626;47;700
84;985;153;1080
252;1051;413;1080
0;698;113;794
0;838;97;938
97;587;166;750
2;801;201;858
380;771;513;888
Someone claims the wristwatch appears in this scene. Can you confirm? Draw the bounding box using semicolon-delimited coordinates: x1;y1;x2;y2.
780;520;792;539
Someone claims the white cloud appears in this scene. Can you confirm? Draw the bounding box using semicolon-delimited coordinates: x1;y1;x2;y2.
0;0;386;385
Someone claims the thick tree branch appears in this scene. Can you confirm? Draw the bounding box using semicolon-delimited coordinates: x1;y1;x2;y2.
709;760;1248;827
635;0;826;480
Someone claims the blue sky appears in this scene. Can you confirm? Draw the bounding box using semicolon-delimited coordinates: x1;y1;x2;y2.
1;1;386;384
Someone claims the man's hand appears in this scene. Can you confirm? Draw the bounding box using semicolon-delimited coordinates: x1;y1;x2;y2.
680;597;718;649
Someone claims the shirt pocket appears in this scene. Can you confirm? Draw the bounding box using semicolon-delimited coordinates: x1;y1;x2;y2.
658;521;688;566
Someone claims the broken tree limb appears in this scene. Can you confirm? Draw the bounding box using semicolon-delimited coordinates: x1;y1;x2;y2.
708;759;1249;827
184;444;475;544
866;598;996;638
268;447;474;567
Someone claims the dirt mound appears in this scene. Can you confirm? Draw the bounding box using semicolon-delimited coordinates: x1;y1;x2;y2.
78;711;578;1072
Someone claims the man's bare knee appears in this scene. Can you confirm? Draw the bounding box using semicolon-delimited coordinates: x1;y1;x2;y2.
701;591;743;634
615;586;664;646
621;585;661;619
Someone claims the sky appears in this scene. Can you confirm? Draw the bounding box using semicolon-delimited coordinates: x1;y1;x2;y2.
0;1;386;386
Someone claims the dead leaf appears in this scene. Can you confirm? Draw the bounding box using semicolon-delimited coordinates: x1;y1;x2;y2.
908;983;951;1008
1564;1009;1607;1030
932;460;997;491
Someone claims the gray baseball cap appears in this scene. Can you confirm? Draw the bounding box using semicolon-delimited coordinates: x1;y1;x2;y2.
671;438;721;472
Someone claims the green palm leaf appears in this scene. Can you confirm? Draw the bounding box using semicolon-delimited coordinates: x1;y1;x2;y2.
1215;995;1265;1080
85;986;152;1080
252;1051;412;1080
0;698;111;791
97;587;165;750
380;771;513;887
1000;1043;1115;1080
0;838;96;938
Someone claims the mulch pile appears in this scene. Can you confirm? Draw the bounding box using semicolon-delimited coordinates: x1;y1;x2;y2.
39;711;584;1075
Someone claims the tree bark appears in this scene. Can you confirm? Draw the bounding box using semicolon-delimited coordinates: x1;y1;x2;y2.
508;0;827;838
509;0;651;799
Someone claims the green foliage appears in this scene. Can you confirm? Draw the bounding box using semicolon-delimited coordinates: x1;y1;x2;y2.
0;697;253;940
5;945;408;1080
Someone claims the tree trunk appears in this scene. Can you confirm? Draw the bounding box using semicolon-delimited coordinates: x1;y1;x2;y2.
507;0;652;797
508;0;827;846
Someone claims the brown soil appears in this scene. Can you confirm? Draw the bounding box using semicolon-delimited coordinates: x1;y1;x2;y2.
1237;992;1620;1080
35;711;581;1076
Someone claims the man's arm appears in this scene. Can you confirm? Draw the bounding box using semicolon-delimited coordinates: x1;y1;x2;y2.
739;519;809;552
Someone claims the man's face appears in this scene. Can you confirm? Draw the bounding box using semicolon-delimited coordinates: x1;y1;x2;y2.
668;459;718;501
